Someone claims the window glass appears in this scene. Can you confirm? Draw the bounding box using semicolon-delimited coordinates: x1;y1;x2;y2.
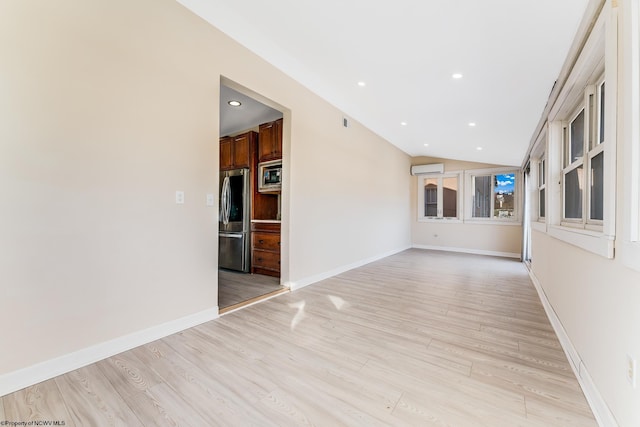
590;152;604;220
539;188;546;218
473;175;491;218
563;126;570;168
570;110;585;163
424;178;438;217
442;176;458;218
588;94;596;150
494;173;515;219
565;167;583;219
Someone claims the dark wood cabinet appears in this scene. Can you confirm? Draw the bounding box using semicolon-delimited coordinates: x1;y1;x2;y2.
251;222;280;277
251;124;279;220
219;136;233;170
258;118;283;162
232;133;251;168
219;131;256;170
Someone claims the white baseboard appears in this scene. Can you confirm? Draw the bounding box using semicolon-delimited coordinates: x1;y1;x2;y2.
0;306;219;398
528;270;618;427
412;244;521;259
286;245;411;291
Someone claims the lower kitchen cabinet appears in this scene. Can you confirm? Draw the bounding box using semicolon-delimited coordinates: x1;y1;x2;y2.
251;222;280;277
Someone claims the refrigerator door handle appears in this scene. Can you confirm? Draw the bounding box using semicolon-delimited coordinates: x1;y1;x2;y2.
219;233;243;238
220;176;230;225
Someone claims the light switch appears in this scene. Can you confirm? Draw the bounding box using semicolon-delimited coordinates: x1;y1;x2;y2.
175;191;184;204
206;193;215;206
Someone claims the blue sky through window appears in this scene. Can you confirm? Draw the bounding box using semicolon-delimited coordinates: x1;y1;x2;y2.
494;173;515;194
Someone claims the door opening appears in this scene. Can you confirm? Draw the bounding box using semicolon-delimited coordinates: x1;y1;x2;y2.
217;80;288;312
522;163;532;264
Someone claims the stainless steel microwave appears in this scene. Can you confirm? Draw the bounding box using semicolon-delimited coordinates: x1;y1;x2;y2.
258;159;282;192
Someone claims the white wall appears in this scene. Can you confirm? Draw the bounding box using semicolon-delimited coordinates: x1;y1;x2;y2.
0;0;411;387
531;232;640;427
411;156;523;257
286;89;412;288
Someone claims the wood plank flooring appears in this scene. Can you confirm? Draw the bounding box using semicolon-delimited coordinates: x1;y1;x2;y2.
1;249;597;426
218;269;283;309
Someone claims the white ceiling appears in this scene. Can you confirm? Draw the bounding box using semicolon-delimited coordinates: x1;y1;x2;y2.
220;85;282;137
179;0;589;166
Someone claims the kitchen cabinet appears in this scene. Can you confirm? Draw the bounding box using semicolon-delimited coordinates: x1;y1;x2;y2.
219;136;233;170
258;118;283;162
251;221;280;277
220;131;256;170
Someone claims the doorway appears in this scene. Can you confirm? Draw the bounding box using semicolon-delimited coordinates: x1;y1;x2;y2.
522;163;532;264
217;80;288;313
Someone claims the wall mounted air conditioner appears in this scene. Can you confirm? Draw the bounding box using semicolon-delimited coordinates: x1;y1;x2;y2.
410;163;444;175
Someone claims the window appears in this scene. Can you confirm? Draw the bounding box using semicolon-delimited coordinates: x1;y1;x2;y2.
590;82;605;221
562;81;604;228
472;173;516;219
417;174;460;220
563;109;584;219
466;169;519;222
538;155;546;219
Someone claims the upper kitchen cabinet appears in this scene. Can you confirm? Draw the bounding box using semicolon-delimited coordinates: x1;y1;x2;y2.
258;118;283;162
219;136;233;170
220;131;256;170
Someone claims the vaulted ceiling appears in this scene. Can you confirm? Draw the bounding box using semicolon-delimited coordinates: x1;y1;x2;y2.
179;0;589;166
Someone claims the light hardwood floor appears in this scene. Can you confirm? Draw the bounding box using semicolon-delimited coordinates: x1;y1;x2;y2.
1;249;597;426
218;269;283;309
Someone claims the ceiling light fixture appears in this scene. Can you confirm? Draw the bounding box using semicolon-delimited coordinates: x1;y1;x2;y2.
452;73;463;79
357;81;366;87
228;100;241;107
476;147;483;151
401;122;408;126
468;122;476;127
423;143;429;147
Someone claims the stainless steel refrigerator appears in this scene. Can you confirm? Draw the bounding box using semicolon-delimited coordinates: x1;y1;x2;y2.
219;168;251;272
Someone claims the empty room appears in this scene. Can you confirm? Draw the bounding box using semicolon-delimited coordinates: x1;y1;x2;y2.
1;0;639;425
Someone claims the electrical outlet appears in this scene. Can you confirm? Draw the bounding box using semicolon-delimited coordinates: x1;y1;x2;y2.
206;193;215;206
175;191;184;204
627;354;636;388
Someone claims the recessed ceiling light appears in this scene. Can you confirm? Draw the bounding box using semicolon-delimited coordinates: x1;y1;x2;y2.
452;73;463;79
401;122;408;126
423;143;429;147
228;100;241;107
476;147;483;151
468;122;476;127
357;81;366;87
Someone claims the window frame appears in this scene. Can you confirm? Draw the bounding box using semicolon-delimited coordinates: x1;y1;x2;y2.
620;0;640;272
587;81;606;225
561;108;585;226
416;172;462;223
561;79;605;231
538;154;546;221
464;167;521;225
